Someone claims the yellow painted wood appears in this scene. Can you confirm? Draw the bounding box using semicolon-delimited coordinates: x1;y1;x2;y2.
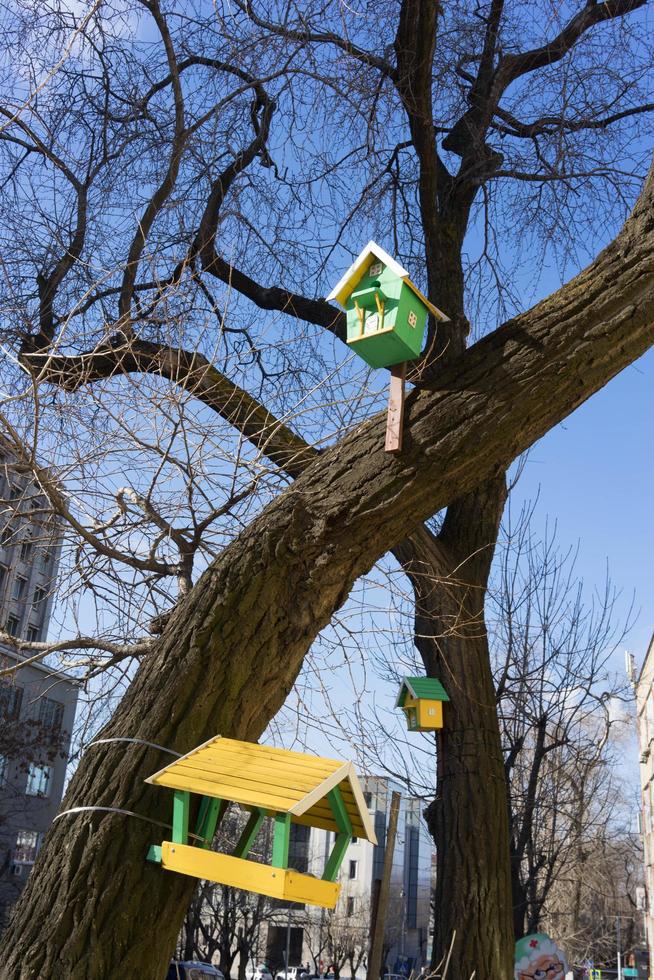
169;756;334;796
418;700;443;728
146;737;377;845
153;774;302;812
160;842;340;909
402;698;444;731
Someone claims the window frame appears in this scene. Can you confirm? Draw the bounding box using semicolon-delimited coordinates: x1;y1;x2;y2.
38;696;64;733
25;763;53;798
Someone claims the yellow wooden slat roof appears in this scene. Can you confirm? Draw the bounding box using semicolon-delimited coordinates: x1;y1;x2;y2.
145;736;377;844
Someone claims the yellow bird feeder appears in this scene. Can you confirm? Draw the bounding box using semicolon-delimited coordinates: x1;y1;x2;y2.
145;736;376;909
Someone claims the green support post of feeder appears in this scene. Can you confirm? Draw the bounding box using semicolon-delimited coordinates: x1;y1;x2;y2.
172;789;190;845
323;785;352;882
234;808;266;859
196;796;228;848
271;811;291;868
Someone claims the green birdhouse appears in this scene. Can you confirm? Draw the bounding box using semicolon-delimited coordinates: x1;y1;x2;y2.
327;241;448;369
395;676;450;732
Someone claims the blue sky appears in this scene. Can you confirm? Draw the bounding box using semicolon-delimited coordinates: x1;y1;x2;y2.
508;320;653;670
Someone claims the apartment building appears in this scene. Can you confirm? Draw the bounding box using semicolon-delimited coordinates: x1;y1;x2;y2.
0;653;79;923
0;441;78;926
636;632;654;971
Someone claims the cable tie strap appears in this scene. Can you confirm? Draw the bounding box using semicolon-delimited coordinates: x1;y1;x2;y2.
54;805;205;842
87;737;182;757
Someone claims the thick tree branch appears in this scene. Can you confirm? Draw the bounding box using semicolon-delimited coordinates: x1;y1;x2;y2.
20;337;317;478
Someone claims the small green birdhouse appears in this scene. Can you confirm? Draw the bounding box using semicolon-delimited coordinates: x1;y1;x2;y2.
395;676;450;732
327;241;448;369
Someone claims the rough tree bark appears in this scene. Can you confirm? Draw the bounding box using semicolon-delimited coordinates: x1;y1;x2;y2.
395;479;512;978
1;160;654;977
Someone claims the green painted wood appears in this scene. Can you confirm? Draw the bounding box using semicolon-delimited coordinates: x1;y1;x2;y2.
195;797;227;848
271;812;291;868
345;261;428;368
233;808;265;858
323;832;350;882
396;676;449;707
172;790;190;845
323;785;353;881
146;844;162;863
328;785;352;835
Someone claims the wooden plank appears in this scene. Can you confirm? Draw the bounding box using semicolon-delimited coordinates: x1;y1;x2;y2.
165;755;335;794
271;812;291;868
172;790;190;845
192;753;340;781
195;740;341;767
284;870;340;908
323;785;354;881
323;833;350;882
160;842;339;908
385;363;406;453
196;797;228;847
233;808;265;858
154;774;303;811
287;765;349;814
146;735;342;786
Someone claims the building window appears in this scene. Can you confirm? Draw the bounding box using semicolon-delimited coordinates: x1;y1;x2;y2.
38;697;64;732
0;564;6;595
25;763;52;798
9;484;22;500
12;576;27;600
347;897;356;915
348;860;358;880
5;615;20;637
0;754;7;785
14;830;41;864
351;836;358;844
33;586;46;607
26;625;41;643
20;540;33;562
0;526;12;547
363;791;372;807
0;684;23;719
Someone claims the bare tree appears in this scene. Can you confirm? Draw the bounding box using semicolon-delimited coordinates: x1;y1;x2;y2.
0;2;651;977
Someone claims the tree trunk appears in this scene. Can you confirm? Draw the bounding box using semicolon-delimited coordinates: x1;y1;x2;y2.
2;166;654;977
396;476;513;978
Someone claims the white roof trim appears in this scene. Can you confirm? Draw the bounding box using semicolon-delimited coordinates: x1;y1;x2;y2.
327;241;407;307
327;241;449;321
394;676;417;708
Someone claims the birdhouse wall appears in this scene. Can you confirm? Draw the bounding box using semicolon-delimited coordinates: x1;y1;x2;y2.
345;273;429;369
402;697;444;731
418;700;443;729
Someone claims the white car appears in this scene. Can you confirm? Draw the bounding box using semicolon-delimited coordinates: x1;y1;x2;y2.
246;966;273;980
275;969;311;980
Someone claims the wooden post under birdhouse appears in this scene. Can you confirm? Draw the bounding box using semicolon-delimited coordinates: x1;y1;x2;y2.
385;363;406;453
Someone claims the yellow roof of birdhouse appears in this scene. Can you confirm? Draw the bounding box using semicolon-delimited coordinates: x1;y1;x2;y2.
146;736;377;843
326;240;449;322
